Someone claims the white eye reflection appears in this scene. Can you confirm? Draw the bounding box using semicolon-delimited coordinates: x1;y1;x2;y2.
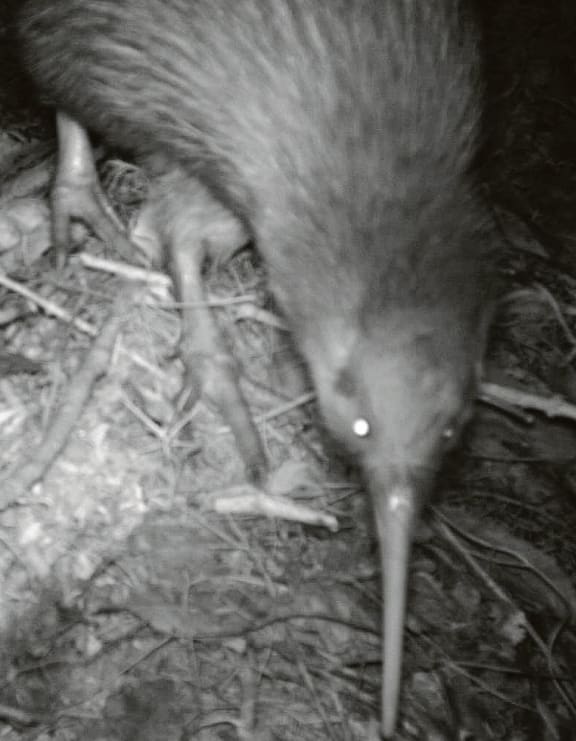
352;417;371;438
442;426;455;441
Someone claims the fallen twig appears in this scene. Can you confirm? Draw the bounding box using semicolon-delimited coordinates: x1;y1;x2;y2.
0;294;131;509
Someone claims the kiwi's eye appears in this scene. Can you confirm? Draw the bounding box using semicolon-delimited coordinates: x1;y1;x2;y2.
441;425;457;448
352;417;371;438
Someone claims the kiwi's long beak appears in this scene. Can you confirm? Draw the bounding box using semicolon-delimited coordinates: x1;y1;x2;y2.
372;480;421;739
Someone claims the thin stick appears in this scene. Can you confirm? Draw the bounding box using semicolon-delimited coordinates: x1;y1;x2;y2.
0;296;129;509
